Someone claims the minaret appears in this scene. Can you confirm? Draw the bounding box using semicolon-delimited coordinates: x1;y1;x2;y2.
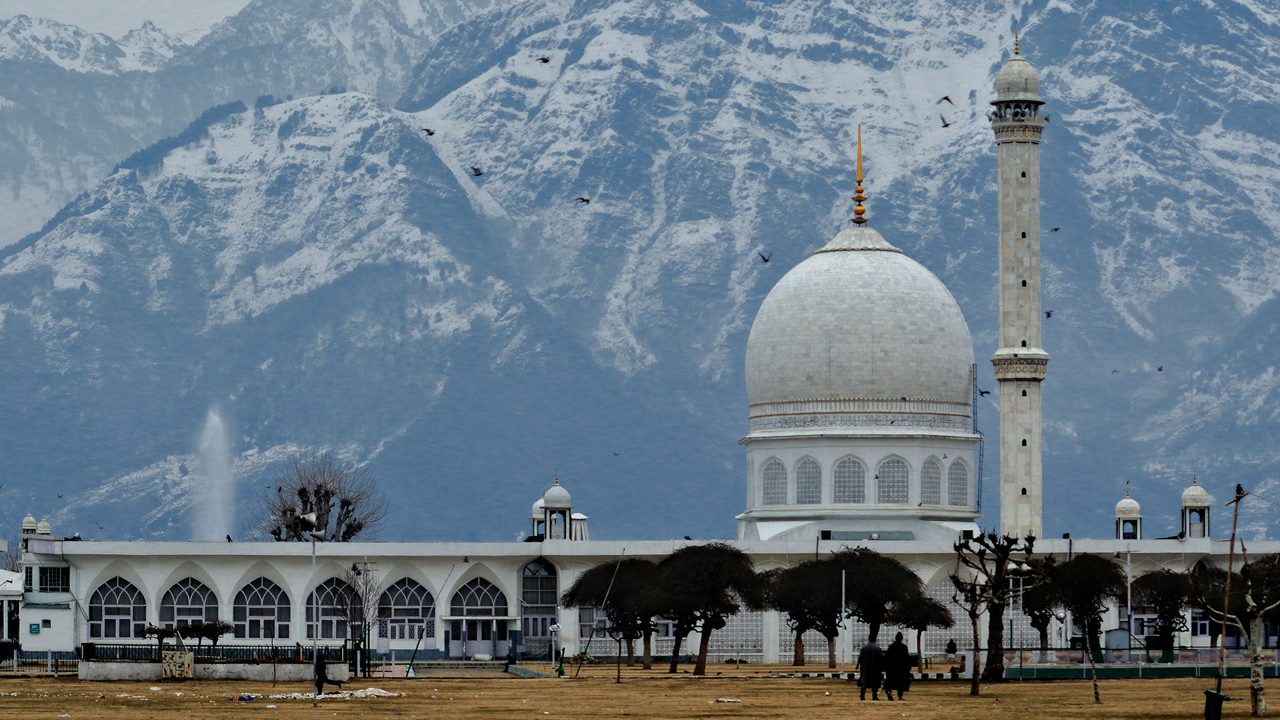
991;33;1048;539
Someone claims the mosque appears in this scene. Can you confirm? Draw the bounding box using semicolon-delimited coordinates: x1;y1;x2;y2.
12;45;1274;666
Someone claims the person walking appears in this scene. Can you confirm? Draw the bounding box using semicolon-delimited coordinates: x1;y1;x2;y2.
856;640;884;701
884;632;912;700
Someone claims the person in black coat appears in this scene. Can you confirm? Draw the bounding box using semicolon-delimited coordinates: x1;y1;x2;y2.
312;652;343;706
856;640;884;700
884;632;913;700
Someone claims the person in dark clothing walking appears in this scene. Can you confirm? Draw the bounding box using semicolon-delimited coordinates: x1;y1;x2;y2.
884;632;912;700
856;640;884;700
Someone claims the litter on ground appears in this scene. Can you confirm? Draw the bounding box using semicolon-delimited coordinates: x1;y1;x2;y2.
715;697;742;703
265;687;401;700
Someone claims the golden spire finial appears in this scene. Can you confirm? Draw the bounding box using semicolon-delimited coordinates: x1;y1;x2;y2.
852;125;868;225
1014;28;1020;55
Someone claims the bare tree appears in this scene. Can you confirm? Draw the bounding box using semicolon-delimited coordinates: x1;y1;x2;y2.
260;453;386;541
0;535;19;573
341;563;384;677
1192;552;1280;716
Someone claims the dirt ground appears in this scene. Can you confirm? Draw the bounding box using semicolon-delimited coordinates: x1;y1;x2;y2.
0;664;1258;719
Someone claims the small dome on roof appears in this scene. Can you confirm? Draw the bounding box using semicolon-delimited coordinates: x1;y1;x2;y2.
21;513;37;532
1182;479;1211;508
1115;491;1141;518
530;496;545;520
543;478;572;509
36;518;51;535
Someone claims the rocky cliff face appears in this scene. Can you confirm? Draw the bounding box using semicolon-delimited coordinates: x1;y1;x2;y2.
1;0;1277;540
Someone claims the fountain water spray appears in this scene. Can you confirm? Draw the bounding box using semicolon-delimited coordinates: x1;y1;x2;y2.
191;408;235;541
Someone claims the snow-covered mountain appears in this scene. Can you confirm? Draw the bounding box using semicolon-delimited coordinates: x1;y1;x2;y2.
0;15;185;74
2;0;1278;542
0;0;498;249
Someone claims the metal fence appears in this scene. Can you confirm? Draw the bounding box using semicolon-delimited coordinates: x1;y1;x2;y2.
80;642;345;664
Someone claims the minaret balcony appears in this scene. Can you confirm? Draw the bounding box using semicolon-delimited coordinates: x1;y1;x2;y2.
991;348;1049;380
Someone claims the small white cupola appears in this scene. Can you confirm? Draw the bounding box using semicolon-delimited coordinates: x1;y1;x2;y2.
35;517;52;535
1180;476;1211;539
21;513;37;534
541;477;573;540
1114;486;1141;540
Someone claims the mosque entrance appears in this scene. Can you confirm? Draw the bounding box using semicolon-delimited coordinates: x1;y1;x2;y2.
447;578;511;659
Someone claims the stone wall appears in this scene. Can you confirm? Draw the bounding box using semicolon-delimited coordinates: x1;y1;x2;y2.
79;661;350;682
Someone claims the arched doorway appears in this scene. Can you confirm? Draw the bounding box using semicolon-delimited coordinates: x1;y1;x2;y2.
520;559;557;659
448;578;510;659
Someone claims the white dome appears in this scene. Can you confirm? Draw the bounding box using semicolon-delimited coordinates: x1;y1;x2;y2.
1115;496;1141;518
543;480;571;509
1182;480;1211;508
745;226;974;430
995;54;1041;101
36;518;51;535
530;496;545;520
21;513;36;532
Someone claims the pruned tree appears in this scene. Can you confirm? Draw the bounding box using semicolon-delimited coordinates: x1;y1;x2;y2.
654;543;764;676
562;559;660;669
1020;555;1060;661
951;531;1036;682
1056;554;1125;704
762;560;844;667
950;564;987;697
186;619;234;649
260;453;386;542
1192;553;1280;716
832;548;922;644
892;591;954;665
1132;569;1191;663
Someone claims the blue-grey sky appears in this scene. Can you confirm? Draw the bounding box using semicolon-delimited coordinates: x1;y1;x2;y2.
0;0;249;39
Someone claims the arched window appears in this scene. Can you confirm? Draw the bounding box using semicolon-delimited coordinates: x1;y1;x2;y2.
762;459;787;505
379;578;435;641
89;577;146;638
234;577;290;639
921;458;942;505
521;559;558;649
876;457;909;504
307;578;357;640
795;458;821;504
948;461;969;506
160;577;217;629
833;457;866;503
451;578;508;617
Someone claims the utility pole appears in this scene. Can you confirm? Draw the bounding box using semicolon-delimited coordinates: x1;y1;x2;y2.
1217;484;1246;693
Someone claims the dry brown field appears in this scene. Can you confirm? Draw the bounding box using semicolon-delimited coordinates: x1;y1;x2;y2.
0;664;1258;719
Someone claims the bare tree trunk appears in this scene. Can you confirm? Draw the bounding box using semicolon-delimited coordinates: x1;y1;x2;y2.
1086;620;1102;704
668;633;683;673
827;636;837;669
1249;617;1266;717
969;611;982;697
693;630;711;676
793;630;804;666
643;631;652;670
868;620;881;644
916;630;924;669
982;602;1005;682
626;638;635;667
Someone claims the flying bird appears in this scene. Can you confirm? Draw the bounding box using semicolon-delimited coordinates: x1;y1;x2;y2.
1157;365;1163;372
226;534;233;543
536;56;551;63
978;389;991;397
938;95;954;105
612;451;620;456
469;166;483;177
940;114;953;128
420;127;435;136
1050;227;1060;232
1112;369;1120;374
575;196;590;204
1044;310;1053;319
758;251;771;263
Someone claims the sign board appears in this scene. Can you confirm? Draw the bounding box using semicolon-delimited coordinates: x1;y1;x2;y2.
28;623;39;635
378;634;390;655
162;651;194;678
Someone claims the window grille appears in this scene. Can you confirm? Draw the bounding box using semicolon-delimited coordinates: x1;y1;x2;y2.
378;578;435;640
921;459;942;505
88;577;146;639
450;578;508;617
876;458;909;503
833;457;865;503
160;577;218;629
947;461;969;506
307;578;357;640
762;459;787;505
233;577;291;640
795;459;821;504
